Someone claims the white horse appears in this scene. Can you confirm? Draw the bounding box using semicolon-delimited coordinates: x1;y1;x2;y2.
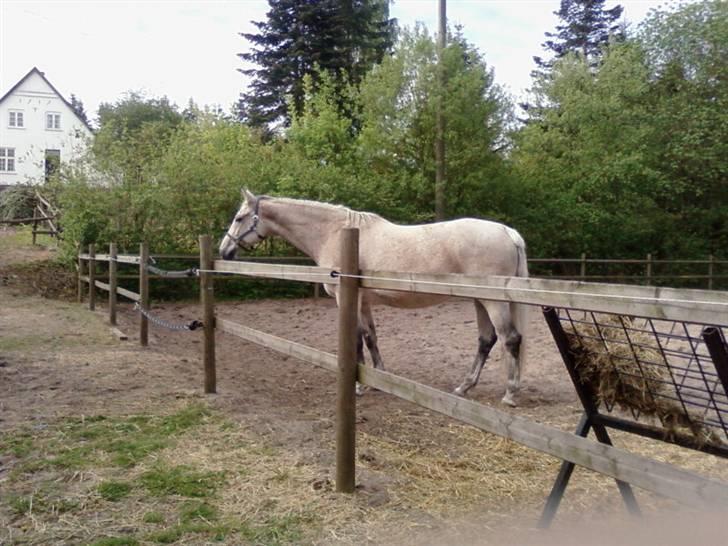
220;190;529;406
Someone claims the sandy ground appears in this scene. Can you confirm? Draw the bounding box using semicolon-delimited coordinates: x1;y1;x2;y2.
2;228;728;544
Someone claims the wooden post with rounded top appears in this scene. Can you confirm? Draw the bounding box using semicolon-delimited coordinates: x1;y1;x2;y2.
88;243;96;311
199;235;216;393
336;228;359;493
109;243;117;325
77;245;85;303
139;242;149;346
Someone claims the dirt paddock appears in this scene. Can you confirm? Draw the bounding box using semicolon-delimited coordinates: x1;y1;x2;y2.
2;238;727;544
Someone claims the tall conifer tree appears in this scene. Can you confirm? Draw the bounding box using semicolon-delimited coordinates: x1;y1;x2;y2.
533;0;624;70
237;0;395;129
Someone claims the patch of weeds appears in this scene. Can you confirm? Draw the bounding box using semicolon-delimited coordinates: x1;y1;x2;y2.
7;490;79;516
0;432;35;458
49;444;95;469
143;511;165;524
147;527;183;544
158;403;210;435
89;537;140;546
105;437;170;468
7;494;33;515
140;464;225;498
8;404;212;473
243;514;305;545
179;500;218;523
147;520;247;544
98;481;132;502
53;497;80;513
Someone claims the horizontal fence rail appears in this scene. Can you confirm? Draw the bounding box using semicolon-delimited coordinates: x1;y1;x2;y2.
356;270;728;327
211;261;728;326
212;259;338;285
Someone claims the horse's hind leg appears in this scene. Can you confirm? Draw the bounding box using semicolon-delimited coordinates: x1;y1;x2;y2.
360;299;384;370
355;298;384;395
485;301;522;407
454;300;497;396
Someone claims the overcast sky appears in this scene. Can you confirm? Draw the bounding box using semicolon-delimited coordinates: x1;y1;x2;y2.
1;1;669;124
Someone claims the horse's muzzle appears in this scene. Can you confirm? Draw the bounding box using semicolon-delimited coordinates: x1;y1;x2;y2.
220;246;237;260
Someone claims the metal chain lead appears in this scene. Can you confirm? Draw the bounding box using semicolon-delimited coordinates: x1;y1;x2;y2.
134;303;202;331
144;263;198;278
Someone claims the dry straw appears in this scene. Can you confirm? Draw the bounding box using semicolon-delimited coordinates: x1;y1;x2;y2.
564;314;720;446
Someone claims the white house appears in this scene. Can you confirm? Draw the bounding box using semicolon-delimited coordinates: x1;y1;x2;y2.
0;67;93;188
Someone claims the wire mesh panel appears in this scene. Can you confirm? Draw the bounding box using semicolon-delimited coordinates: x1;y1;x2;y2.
550;308;728;457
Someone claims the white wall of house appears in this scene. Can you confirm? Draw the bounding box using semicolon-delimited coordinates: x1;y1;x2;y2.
0;69;93;187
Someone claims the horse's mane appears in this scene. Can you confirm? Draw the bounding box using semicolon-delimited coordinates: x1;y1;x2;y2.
270;196;384;227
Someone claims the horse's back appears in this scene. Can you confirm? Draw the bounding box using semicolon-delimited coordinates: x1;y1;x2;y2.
360;217;524;277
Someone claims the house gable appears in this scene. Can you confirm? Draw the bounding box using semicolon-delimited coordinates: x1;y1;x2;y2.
0;67;93;187
0;67;93;132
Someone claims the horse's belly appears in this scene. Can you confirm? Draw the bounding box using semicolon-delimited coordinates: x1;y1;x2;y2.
368;289;450;308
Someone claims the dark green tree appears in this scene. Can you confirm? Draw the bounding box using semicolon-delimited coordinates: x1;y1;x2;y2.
69;93;90;126
533;0;624;70
237;0;395;128
638;0;728;254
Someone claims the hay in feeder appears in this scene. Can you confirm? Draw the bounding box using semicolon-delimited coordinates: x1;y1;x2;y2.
564;315;719;446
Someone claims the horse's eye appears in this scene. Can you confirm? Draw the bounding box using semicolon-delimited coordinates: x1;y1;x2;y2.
234;216;244;223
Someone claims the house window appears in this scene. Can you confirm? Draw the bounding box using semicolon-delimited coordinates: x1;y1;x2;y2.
0;148;15;172
46;112;61;130
9;110;24;128
45;149;60;181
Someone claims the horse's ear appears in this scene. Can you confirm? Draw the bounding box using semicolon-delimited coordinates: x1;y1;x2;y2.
242;188;257;203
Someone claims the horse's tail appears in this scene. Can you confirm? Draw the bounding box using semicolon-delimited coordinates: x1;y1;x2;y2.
508;228;530;373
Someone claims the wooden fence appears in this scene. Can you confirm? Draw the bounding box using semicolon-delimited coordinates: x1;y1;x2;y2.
77;234;728;522
531;254;728;289
0;190;62;242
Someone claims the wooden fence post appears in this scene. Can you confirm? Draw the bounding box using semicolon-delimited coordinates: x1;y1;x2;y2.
109;243;117;325
580;253;587;281
88;243;96;311
139;242;149;346
336;228;359;493
199;235;216;393
708;254;714;290
77;244;85;303
32;206;39;245
646;253;653;286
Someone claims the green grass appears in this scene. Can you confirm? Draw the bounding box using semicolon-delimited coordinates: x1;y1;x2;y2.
98;481;133;501
180;500;218;523
0;225;54;251
1;403;211;476
88;538;140;546
7;491;80;516
2;405;312;545
140;464;225;498
142;511;165;524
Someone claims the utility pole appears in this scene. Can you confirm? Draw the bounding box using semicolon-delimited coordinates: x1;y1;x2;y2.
435;0;447;221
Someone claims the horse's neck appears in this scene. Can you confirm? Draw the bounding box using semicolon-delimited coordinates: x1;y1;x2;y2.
262;199;349;263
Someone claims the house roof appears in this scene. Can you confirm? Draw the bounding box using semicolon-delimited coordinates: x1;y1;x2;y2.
0;67;93;131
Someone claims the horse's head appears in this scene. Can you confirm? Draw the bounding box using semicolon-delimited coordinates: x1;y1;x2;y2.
219;189;267;260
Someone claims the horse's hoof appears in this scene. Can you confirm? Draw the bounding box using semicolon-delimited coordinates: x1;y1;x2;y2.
501;394;517;407
453;387;465;397
356;385;367;396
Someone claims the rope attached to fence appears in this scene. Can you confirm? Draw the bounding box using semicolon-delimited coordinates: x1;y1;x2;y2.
134;302;203;331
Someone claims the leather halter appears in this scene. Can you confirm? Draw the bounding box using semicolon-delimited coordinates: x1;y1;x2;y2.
225;197;267;249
